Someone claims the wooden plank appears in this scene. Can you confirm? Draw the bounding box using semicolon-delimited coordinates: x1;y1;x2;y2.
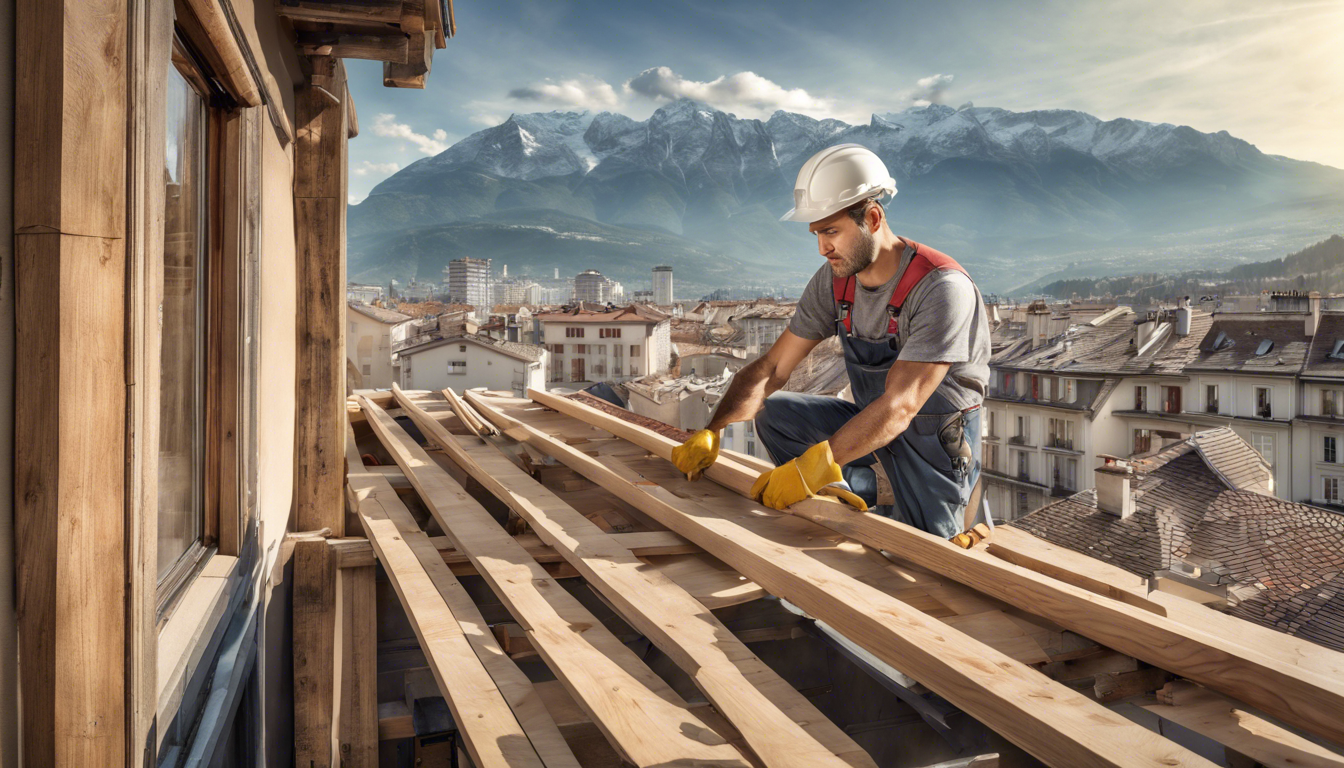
985;526;1161;613
294;538;339;767
527;387;1344;749
359;397;751;767
346;83;359;138
348;427;580;768
472;391;1220;768
349;470;557;768
1142;682;1344;768
15;232;128;766
382;0;429;87
180;0;263;106
989;526;1344;680
276;0;404;25
298;30;410;63
125;0;172;760
338;566;378;767
14;0;127;238
395;389;874;768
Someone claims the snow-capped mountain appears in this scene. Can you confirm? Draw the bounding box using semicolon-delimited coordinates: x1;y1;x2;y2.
350;98;1344;294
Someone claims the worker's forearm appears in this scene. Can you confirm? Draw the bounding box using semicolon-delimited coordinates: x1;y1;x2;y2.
706;358;785;431
828;396;916;467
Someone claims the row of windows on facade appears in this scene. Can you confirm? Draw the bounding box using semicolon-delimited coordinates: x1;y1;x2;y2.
549;361;639;382
984;442;1080;492
547;343;641;356
988;411;1077;450
565;327;624;338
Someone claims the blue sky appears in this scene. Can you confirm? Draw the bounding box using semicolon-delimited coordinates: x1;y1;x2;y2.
346;0;1344;203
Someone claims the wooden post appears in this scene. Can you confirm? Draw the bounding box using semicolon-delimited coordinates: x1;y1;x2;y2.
13;0;129;766
338;566;378;767
293;55;348;768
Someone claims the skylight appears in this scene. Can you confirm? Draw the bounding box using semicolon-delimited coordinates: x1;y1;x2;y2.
1255;339;1274;356
1330;339;1344;360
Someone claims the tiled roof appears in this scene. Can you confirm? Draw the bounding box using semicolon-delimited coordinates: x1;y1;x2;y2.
1190;427;1273;496
536;304;670;324
1186;315;1310;375
1011;431;1344;651
399;332;545;363
1304;312;1344;379
348;302;412;324
731;304;797;320
991;310;1135;375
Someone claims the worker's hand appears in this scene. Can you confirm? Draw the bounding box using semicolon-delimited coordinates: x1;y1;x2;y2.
670;429;720;481
749;441;868;512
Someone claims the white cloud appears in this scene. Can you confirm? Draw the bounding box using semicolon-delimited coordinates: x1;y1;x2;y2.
353;160;401;177
624;66;831;116
508;76;620;109
348;193;364;205
371;114;451;155
470;112;505;126
910;74;954;107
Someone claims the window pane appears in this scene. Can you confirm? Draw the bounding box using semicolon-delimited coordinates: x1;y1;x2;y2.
158;61;208;582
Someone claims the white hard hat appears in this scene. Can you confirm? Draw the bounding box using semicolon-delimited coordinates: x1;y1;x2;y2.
780;144;897;223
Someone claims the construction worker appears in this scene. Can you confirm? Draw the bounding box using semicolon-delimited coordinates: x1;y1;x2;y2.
671;144;990;538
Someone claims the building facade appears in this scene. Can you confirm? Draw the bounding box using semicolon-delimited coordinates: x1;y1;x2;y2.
538;305;672;385
347;303;413;389
399;335;547;397
653;265;674;305
446;256;493;313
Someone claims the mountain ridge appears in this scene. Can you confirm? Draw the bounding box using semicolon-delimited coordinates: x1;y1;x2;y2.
349;98;1344;294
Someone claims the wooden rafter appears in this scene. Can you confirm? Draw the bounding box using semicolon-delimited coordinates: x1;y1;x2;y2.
526;386;1344;749
359;396;754;766
394;387;876;768
466;391;1220;768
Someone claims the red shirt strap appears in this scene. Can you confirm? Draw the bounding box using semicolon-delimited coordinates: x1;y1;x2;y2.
831;241;969;336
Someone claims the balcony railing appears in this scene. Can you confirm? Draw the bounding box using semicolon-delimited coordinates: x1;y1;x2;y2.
1047;437;1074;451
1009;435;1029;446
1017;470;1031;482
1206;402;1219;414
1257;405;1273;419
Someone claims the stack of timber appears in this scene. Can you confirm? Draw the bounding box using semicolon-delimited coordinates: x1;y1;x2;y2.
340;387;1344;767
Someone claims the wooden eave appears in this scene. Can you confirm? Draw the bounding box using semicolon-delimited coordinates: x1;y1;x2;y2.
278;0;450;88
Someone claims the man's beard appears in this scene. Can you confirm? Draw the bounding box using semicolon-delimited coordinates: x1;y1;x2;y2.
831;226;879;279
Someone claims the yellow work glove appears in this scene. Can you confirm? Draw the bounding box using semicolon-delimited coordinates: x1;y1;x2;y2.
749;441;869;512
670;428;720;481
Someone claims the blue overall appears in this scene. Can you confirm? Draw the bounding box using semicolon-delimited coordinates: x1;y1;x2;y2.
754;268;982;539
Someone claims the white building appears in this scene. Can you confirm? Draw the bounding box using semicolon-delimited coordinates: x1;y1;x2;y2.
537;305;672;385
574;269;622;304
399;333;547;398
445;256;492;313
653;265;673;305
347;283;384;304
730;304;796;359
347;303;412;389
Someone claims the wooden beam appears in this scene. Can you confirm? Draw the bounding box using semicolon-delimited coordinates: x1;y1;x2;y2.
1142;682;1344;768
347;422;581;767
180;0;263;106
394;389;873;768
526;387;1344;749
988;525;1344;680
470;391;1219;768
345;83;359;138
294;56;348;533
298;30;410;63
276;0;404;25
331;530;699;569
349;469;558;767
382;0;430;87
359;397;752;767
294;538;339;767
337;566;378;767
14;0;128;763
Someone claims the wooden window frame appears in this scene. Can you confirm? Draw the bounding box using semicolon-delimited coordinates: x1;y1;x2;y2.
154;23;257;621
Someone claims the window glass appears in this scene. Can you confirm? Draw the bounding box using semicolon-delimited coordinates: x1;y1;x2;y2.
158;53;209;582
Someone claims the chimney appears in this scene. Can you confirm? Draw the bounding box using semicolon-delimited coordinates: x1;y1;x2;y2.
1308;291;1322;336
1175;296;1191;337
1026;300;1051;349
1134;311;1158;350
1095;455;1135;519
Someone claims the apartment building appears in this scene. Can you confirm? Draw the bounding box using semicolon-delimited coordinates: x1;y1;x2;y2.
653;265;674;305
347;303;412;389
445;256;493;313
538;305;672;384
1294;309;1344;508
731;304;796;359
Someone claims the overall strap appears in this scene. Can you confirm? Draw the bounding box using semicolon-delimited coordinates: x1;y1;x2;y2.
888;241;969;324
833;241;970;336
832;274;857;333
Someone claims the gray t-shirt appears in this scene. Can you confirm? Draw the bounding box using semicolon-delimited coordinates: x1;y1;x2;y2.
789;243;990;410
